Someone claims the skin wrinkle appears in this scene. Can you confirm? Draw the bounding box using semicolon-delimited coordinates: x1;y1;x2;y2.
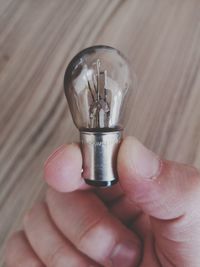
46;242;67;267
155;242;177;267
76;210;109;250
76;215;119;266
154;242;174;267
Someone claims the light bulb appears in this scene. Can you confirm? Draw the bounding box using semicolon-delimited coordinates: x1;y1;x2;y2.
64;45;134;187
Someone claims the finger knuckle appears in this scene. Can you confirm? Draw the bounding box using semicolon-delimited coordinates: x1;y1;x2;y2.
47;243;67;267
47;244;89;267
75;211;107;251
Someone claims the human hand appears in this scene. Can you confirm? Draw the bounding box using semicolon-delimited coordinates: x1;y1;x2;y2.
5;137;200;267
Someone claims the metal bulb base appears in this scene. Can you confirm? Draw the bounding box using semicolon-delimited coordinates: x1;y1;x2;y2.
80;130;122;187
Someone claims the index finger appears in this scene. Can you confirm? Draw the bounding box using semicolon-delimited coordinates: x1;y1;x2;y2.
43;143;126;205
44;143;88;192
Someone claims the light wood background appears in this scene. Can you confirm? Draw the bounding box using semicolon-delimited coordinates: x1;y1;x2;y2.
1;0;200;265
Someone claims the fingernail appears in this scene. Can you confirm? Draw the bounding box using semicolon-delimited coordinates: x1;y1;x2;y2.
44;144;66;167
129;139;161;179
110;241;140;267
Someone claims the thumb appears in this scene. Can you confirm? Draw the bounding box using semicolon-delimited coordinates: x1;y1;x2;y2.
118;137;200;265
118;136;200;221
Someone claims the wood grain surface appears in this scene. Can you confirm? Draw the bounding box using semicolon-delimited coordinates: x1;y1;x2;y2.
1;0;200;265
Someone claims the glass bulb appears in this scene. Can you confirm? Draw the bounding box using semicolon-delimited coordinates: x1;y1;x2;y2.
64;45;132;131
64;45;135;187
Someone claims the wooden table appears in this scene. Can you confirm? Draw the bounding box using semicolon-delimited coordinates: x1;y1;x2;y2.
1;0;200;265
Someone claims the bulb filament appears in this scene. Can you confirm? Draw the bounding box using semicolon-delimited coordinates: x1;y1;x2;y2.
87;59;110;128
